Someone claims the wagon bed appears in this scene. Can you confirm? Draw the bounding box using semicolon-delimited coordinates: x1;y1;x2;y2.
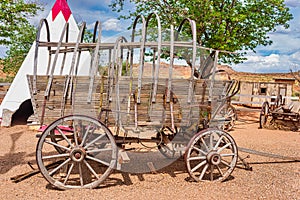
27;75;234;128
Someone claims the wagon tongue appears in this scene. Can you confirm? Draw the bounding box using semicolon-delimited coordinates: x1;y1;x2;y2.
238;147;300;161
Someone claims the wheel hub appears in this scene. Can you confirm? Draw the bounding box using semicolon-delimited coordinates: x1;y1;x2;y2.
70;147;86;162
207;151;221;165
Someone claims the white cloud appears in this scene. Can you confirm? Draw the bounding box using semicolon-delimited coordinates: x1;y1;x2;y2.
86;23;95;30
285;0;300;7
264;54;280;64
290;51;300;64
233;52;300;73
73;9;110;24
69;0;112;9
102;18;122;31
234;4;300;73
257;34;299;55
0;45;7;58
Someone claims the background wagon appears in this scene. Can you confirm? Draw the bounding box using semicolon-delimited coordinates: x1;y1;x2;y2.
260;95;300;131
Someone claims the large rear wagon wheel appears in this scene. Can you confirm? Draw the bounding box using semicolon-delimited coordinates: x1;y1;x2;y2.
185;129;238;182
36;115;117;190
222;104;237;131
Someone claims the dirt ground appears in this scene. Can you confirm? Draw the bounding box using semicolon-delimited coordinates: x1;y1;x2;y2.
0;107;299;200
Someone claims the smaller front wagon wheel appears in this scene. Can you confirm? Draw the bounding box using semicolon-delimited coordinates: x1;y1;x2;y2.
185;129;238;182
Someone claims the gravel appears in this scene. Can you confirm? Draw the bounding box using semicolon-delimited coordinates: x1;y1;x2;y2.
0;109;299;200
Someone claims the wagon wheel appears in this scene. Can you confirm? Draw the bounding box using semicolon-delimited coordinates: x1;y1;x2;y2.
49;126;73;154
259;101;270;129
157;141;186;159
157;143;178;158
156;127;184;159
185;129;238;182
275;95;282;108
36;115;117;190
222;104;237;131
157;136;176;159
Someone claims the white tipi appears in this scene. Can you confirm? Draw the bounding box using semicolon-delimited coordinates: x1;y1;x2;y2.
0;0;91;126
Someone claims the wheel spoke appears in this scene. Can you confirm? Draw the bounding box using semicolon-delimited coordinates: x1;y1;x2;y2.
73;121;79;146
221;159;231;168
84;134;106;150
214;135;225;150
84;160;100;180
210;165;214;181
80;125;92;146
191;160;207;173
192;146;207;155
227;110;234;117
56;127;74;148
45;140;71;151
49;158;71;176
86;155;110;166
42;153;69;160
209;133;214;150
188;156;206;161
78;163;84;187
63;163;74;185
216;165;224;177
198;163;209;181
200;137;209;152
217;142;232;153
87;148;112;154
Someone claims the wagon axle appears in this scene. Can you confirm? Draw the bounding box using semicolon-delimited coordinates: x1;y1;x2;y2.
207;151;222;165
70;147;86;162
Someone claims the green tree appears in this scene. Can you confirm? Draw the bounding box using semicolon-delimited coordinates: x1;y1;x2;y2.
110;0;293;64
2;23;36;75
0;0;41;46
0;0;42;77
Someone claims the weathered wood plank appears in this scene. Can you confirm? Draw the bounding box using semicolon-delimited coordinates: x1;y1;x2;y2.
27;74;229;127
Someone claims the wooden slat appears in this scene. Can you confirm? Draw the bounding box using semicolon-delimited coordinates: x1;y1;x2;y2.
27;74;230;128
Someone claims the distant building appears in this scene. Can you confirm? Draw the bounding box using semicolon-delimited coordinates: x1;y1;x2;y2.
239;80;294;107
218;65;297;107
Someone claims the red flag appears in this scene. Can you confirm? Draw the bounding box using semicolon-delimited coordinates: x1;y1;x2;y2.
52;0;72;22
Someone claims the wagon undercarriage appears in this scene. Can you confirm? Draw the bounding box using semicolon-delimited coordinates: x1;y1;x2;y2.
36;115;240;189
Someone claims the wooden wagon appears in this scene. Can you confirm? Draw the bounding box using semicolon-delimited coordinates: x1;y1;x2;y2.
259;95;300;131
29;14;240;189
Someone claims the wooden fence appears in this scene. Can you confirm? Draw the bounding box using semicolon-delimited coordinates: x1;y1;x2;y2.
232;94;299;107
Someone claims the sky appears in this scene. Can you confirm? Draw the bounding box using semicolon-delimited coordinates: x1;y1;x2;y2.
1;0;300;73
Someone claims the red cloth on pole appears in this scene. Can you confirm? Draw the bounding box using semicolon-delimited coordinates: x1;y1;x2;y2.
52;0;72;22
